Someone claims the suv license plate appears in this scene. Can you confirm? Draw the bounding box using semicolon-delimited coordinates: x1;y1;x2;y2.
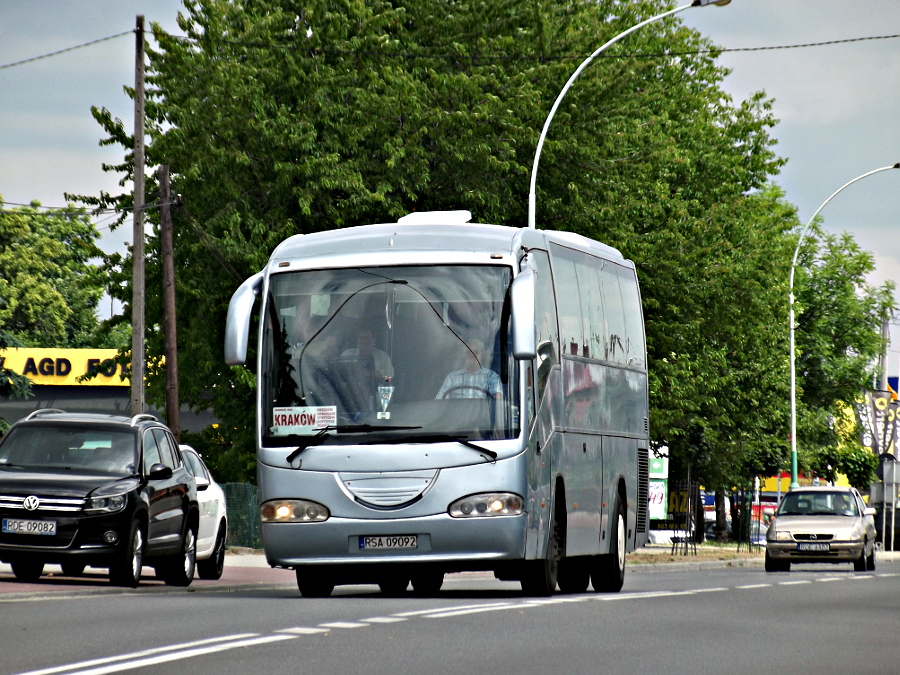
359;535;417;550
797;542;830;552
2;518;57;536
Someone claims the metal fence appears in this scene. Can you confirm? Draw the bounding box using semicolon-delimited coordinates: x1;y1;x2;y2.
223;482;262;549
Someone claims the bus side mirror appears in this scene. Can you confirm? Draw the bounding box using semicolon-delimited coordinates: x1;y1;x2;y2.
511;265;536;360
225;272;264;366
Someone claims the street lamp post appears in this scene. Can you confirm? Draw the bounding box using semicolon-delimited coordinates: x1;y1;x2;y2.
789;162;900;488
527;0;730;229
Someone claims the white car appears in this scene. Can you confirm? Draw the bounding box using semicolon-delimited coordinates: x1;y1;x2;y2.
179;445;228;579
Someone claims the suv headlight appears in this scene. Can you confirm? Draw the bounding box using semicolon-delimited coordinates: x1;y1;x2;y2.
449;493;524;518
85;493;128;514
260;499;329;523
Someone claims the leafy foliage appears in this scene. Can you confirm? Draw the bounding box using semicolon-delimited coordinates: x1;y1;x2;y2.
75;0;891;486
0;200;107;348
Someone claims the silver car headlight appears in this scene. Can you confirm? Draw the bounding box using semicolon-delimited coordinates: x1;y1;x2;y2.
449;493;524;518
260;499;329;523
774;531;793;541
836;526;865;541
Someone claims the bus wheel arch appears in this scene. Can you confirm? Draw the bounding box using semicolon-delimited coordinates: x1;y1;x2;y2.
591;483;626;592
521;477;565;595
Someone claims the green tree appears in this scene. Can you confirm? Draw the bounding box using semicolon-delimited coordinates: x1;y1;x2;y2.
792;224;893;487
0;328;31;434
81;0;875;488
0;199;108;348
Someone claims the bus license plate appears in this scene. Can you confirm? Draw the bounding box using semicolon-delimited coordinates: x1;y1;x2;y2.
359;535;417;550
2;518;57;536
797;542;829;552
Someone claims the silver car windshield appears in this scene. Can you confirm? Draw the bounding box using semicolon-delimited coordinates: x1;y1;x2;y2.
261;265;518;445
778;491;859;517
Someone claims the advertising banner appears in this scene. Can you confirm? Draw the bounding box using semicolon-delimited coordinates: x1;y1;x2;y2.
0;349;128;387
856;390;898;456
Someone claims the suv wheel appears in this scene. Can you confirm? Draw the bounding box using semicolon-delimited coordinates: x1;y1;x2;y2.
11;560;44;582
161;524;197;587
110;520;144;587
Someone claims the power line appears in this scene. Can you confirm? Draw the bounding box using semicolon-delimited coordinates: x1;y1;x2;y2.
0;200;177;217
154;30;900;61
2;28;898;71
0;31;131;70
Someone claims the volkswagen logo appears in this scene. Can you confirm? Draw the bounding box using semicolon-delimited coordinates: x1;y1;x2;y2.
23;495;41;511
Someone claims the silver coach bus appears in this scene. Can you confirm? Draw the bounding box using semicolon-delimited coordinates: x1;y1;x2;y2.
224;211;649;596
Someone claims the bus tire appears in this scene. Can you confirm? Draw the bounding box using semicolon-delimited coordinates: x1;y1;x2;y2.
557;556;590;593
591;495;625;592
378;573;409;596
296;568;335;597
520;509;559;596
411;570;444;595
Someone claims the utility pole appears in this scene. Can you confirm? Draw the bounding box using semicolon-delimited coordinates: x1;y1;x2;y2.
880;314;890;392
130;14;146;416
159;165;180;440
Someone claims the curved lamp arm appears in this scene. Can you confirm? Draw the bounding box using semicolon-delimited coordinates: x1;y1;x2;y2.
789;162;900;487
527;0;730;229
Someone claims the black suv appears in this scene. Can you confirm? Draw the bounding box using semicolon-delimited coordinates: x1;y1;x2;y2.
0;410;199;587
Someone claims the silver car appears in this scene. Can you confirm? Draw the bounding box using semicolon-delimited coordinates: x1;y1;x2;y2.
765;486;876;572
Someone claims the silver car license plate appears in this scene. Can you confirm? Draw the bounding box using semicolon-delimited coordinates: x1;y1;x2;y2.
797;542;830;552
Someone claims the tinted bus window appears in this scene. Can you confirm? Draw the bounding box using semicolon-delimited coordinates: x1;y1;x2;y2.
615;263;646;368
551;248;584;357
531;249;558;398
599;263;627;365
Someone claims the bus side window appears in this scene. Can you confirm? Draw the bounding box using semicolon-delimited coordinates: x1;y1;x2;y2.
530;249;558;399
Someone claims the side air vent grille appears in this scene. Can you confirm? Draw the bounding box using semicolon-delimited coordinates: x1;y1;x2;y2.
636;447;649;533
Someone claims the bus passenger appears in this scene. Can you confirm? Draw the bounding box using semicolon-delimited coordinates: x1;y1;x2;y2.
436;338;502;399
342;327;394;382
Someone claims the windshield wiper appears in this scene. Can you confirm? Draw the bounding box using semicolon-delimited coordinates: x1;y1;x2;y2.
285;424;423;463
384;433;498;460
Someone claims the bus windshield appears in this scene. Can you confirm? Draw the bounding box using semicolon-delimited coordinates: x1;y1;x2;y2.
261;265;518;446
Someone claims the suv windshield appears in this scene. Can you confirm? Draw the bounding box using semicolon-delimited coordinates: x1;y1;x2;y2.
261;265;518;446
0;425;137;477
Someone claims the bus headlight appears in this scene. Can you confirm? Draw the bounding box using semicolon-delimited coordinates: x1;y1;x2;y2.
449;493;524;518
260;499;330;523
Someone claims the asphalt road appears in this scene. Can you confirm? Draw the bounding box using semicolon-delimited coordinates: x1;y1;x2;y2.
1;552;898;675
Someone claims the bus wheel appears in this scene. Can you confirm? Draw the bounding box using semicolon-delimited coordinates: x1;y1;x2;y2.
411;570;444;595
521;510;559;596
296;568;335;597
378;574;409;596
557;556;590;593
591;495;625;592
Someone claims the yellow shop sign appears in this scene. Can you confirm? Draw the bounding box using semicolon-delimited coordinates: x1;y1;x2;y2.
0;349;129;386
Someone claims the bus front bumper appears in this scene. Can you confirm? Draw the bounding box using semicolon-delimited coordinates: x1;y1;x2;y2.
262;512;528;570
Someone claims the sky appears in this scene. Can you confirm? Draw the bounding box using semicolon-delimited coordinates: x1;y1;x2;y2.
1;0;899;365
